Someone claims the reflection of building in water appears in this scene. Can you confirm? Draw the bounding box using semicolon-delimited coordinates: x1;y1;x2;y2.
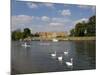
36;32;68;40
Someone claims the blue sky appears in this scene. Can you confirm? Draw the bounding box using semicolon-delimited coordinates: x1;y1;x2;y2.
11;0;96;33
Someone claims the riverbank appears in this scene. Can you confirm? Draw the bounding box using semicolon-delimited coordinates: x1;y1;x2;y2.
32;37;96;41
61;37;96;41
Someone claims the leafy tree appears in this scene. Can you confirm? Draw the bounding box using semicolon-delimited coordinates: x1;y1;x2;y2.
70;29;75;36
69;15;96;36
11;30;23;40
34;33;40;37
75;22;86;36
11;28;33;41
86;15;96;36
23;28;31;38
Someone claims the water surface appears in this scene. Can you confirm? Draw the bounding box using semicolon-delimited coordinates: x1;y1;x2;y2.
11;40;96;74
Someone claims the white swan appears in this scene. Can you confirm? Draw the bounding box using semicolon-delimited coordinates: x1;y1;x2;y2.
64;51;68;55
58;56;63;61
65;58;73;66
64;49;68;55
22;42;30;48
51;51;56;57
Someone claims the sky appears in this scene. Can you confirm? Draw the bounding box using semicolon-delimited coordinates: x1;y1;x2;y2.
11;0;96;33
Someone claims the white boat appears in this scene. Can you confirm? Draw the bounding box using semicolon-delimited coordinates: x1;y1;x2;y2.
52;39;58;42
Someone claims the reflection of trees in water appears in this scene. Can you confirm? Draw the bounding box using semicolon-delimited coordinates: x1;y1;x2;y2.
74;40;96;69
75;40;95;57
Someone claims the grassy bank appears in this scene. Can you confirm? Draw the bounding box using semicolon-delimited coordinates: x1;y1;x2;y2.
63;36;96;41
32;36;96;41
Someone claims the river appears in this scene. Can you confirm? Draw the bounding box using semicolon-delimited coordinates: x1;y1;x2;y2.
11;40;96;74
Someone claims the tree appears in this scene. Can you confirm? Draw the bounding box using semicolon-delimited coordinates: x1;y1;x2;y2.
69;15;96;37
70;29;75;36
34;32;40;37
86;15;96;36
11;28;33;41
23;28;31;38
11;30;23;40
75;22;86;36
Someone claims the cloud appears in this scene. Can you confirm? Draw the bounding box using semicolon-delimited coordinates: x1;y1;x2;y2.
91;6;96;13
77;5;96;14
52;17;70;23
49;22;64;26
41;16;50;21
11;15;34;30
42;3;54;8
77;5;96;11
64;4;68;7
75;18;88;24
27;2;38;9
26;2;55;9
12;15;33;24
11;15;73;32
44;3;54;7
92;6;96;10
59;9;71;16
77;5;91;9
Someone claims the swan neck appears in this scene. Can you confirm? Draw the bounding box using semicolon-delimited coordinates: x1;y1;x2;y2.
55;51;56;54
71;59;73;63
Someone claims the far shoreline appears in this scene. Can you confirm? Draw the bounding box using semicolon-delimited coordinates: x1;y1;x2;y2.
12;36;96;41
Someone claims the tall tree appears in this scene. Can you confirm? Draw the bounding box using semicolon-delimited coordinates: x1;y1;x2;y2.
75;22;86;36
69;15;96;36
11;30;23;40
70;29;75;36
23;28;31;38
87;15;96;36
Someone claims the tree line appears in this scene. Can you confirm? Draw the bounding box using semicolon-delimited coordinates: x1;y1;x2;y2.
70;15;96;36
11;28;39;41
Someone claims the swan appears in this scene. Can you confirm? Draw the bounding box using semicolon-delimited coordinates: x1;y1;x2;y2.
65;58;73;66
64;49;68;55
64;51;68;55
58;56;63;61
51;51;56;57
22;42;30;48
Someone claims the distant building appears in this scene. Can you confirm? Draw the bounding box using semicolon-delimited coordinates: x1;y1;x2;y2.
35;32;68;40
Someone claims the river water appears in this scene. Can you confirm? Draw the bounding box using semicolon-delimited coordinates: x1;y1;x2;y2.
11;40;96;74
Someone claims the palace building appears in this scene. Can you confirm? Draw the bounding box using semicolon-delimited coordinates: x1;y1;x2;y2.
36;32;68;40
